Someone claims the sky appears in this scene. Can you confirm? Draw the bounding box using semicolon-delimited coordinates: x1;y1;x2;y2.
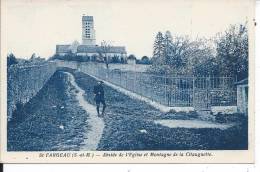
3;0;252;59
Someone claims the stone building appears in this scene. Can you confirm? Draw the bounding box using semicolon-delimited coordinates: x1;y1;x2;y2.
56;15;127;60
82;15;96;46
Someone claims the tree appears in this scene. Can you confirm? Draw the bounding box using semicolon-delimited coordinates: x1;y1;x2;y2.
140;56;150;64
120;57;126;64
163;31;174;65
183;38;215;75
99;40;112;69
128;54;136;60
193;57;219;76
69;40;80;54
169;36;190;69
152;32;165;65
215;24;248;80
111;55;120;63
7;53;18;67
141;56;149;61
30;53;36;60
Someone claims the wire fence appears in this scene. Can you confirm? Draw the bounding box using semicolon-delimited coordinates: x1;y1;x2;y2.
78;62;237;108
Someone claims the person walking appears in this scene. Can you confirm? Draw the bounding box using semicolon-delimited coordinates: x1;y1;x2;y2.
93;81;106;117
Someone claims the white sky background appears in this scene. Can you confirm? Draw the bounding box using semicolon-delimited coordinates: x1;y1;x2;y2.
4;0;251;59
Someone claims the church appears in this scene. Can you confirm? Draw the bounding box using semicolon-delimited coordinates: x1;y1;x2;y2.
56;15;127;61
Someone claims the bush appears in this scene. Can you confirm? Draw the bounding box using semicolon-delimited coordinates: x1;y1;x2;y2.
7;53;18;67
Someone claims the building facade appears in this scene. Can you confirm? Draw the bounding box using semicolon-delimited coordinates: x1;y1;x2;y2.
82;15;96;45
56;15;127;60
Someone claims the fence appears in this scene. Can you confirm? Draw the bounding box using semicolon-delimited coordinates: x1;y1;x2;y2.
7;61;57;120
77;62;237;108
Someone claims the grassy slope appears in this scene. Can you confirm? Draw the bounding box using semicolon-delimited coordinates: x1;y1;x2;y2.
8;70;90;151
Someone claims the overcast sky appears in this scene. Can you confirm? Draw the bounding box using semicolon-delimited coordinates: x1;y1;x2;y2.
4;0;252;59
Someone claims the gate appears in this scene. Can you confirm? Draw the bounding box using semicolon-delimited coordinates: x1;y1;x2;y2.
193;77;211;111
192;77;237;111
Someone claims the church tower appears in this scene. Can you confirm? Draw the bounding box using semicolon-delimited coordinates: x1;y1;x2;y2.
82;15;96;45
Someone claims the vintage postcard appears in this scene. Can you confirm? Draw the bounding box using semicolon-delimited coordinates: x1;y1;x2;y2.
0;0;255;163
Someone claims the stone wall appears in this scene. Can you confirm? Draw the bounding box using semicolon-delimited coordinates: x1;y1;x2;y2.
7;61;57;121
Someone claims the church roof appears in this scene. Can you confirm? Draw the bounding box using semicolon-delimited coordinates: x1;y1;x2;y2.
77;45;98;53
108;46;127;53
56;45;71;53
56;44;127;54
77;45;127;54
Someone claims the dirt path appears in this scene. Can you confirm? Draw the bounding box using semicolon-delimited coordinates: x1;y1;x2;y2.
64;72;104;150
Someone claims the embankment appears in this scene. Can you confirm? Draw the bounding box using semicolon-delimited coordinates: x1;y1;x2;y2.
7;62;56;120
8;70;90;151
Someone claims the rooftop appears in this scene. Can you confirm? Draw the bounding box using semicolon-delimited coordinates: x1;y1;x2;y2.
56;45;71;53
82;15;93;21
56;44;127;54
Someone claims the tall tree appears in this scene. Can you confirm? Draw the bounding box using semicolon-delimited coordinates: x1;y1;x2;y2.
152;32;165;65
169;36;190;68
184;38;215;75
215;24;248;80
163;31;174;65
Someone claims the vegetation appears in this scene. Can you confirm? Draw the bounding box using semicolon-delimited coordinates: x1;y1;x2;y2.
215;24;248;80
98;40;112;69
7;53;46;67
127;54;136;60
137;56;152;65
150;23;248;80
7;53;18;67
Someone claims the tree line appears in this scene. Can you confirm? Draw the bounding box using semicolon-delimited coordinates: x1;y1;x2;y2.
7;53;46;67
49;52;152;65
150;23;248;81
